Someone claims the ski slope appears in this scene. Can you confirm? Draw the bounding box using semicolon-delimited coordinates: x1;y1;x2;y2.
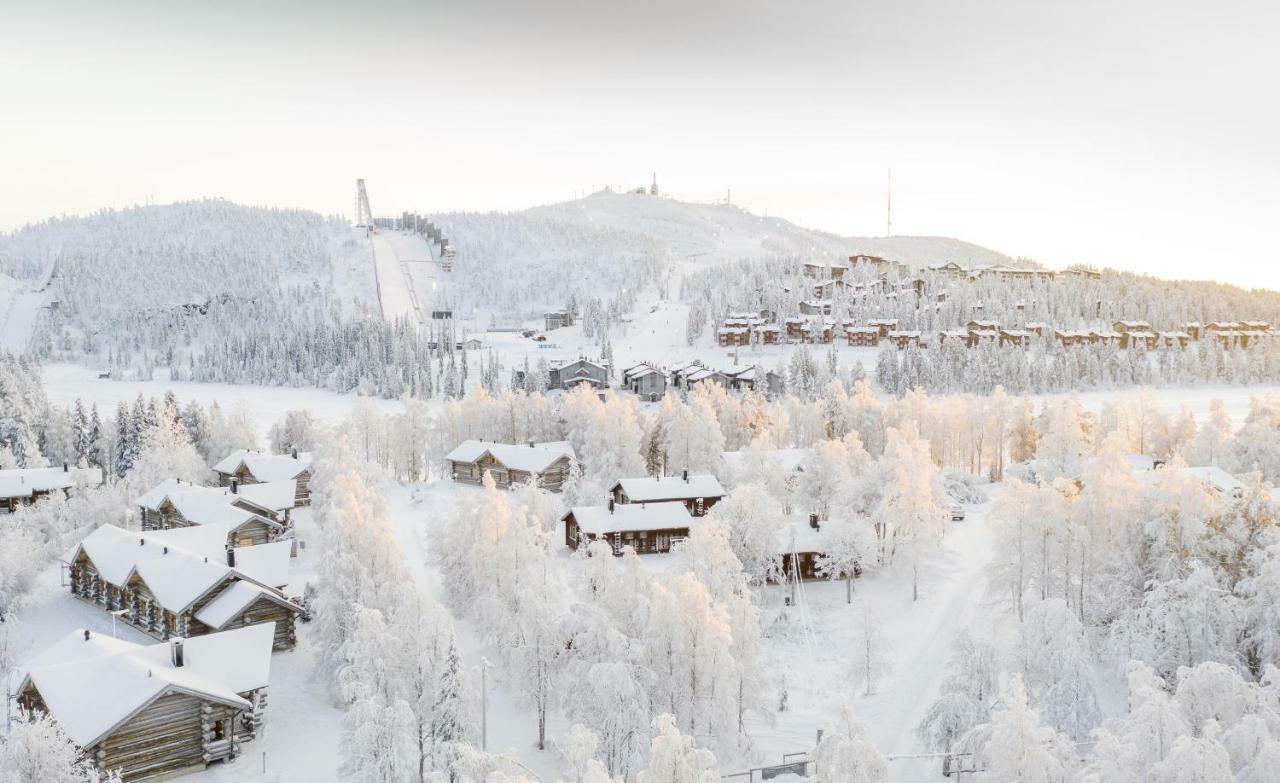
369;230;443;323
0;285;48;354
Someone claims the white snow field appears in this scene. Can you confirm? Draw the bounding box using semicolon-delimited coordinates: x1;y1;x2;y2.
40;363;402;441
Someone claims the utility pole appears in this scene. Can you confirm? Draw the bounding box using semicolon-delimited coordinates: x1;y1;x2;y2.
480;657;492;751
886;169;893;237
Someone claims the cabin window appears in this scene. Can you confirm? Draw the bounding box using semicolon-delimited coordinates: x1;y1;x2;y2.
237;537;254;547
214;720;226;740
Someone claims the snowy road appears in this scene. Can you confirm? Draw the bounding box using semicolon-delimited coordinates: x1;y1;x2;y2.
743;497;997;782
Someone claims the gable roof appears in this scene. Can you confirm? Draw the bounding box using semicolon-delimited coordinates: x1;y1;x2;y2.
611;475;726;502
136;479;259;526
776;519;835;554
0;468;100;498
15;624;275;748
194;581;296;630
1183;466;1243;495
212;450;313;482
564;502;694;535
67;525;292;612
444;440;576;474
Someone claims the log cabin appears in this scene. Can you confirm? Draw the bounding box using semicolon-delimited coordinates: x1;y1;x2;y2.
774;516;853;581
562;500;695;554
610;472;726;517
136;479;292;547
66;525;300;652
14;624;274;782
444;439;576;491
212;450;313;507
799;300;833;316
0;465;103;513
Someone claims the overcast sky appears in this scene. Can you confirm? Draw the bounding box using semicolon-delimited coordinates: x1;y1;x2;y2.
3;0;1277;288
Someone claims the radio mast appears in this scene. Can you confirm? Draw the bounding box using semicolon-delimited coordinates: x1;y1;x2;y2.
886;169;893;237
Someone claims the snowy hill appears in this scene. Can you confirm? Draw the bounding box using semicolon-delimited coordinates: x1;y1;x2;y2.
432;190;1021;317
0;200;376;331
528;190;1020;270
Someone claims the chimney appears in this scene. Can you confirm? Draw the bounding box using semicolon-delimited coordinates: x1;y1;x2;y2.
63;462;69;472
84;629;91;641
226;545;236;568
170;638;184;668
682;469;688;483
608;498;615;514
809;513;819;530
291;448;298;460
230;479;238;494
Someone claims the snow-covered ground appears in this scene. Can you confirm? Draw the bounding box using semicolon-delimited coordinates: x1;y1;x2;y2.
40;363;402;441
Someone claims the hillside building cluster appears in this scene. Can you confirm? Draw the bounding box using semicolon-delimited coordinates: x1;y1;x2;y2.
12;449;315;782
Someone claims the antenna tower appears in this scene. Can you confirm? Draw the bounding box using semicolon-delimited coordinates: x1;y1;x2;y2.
886;169;893;237
354;179;374;228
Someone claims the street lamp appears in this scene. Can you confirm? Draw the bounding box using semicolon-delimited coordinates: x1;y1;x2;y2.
480;656;493;751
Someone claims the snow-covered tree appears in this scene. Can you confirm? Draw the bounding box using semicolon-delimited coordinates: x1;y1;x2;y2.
812;707;888;783
635;714;720;783
980;676;1074;783
0;709;123;783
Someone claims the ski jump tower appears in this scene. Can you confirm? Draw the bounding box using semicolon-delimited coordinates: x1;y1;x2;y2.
354;179;375;228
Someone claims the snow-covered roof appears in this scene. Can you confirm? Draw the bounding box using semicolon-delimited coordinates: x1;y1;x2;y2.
565;502;694;535
67;525;292;611
0;467;79;499
194;581;292;630
1126;455;1158;472
136;478;294;519
444;439;576;473
227;540;293;589
612;474;726;502
15;624;274;748
235;481;298;512
1183;466;1243;495
136;479;257;525
212;450;313;482
775;520;834;554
